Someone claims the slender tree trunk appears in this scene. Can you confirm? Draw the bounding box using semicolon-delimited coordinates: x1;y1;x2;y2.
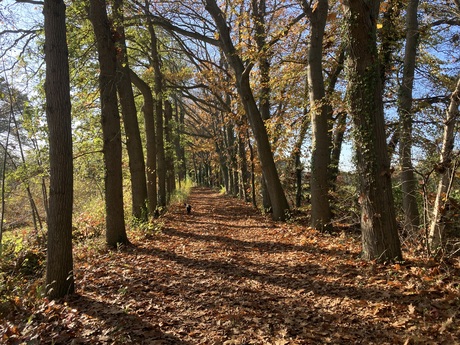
293;111;310;208
429;77;460;253
147;21;167;207
330;110;347;190
8;96;43;231
44;0;74;298
343;0;402;261
89;0;128;247
113;0;148;221
226;123;238;196
0;100;12;256
291;76;310;208
192;153;198;184
173;98;185;186
164;100;175;197
303;0;332;230
216;137;230;192
238;125;251;202
327;47;346;190
179;105;187;184
130;70;157;216
252;0;272;211
205;0;290;220
399;0;421;235
248;129;257;207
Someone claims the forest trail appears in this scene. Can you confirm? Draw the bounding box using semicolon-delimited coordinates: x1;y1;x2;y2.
14;188;459;344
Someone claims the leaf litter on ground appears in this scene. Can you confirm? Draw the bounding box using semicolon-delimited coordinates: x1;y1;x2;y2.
1;187;459;344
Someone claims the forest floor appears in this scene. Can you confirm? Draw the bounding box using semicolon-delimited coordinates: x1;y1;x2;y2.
2;187;460;344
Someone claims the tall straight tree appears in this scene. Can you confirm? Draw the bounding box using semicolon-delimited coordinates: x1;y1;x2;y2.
146;12;167;208
43;0;74;298
130;70;157;217
398;0;421;235
113;0;148;221
205;0;290;220
301;0;333;231
251;0;271;211
164;99;176;196
89;0;128;246
342;0;402;261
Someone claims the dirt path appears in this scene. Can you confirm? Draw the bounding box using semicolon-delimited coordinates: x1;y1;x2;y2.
16;188;459;344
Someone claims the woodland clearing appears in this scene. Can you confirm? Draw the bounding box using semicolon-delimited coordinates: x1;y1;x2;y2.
1;187;460;344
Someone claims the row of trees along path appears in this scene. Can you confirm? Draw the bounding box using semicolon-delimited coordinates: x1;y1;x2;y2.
16;187;459;344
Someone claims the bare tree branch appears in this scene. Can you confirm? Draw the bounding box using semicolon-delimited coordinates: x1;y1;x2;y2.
16;0;44;5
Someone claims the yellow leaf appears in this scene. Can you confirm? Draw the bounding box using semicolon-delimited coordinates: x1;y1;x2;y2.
312;2;319;12
440;317;453;333
377;23;383;29
408;303;416;315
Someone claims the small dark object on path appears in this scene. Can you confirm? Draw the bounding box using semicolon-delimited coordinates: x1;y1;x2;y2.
184;203;192;214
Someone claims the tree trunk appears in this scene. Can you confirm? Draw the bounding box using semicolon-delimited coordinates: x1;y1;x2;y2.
205;0;290;220
89;0;128;247
216;135;230;193
252;0;272;211
330;110;347;190
428;77;460;254
164;100;176;197
173;97;186;186
238;124;251;202
291;77;310;208
130;70;157;216
113;0;148;221
293;111;310;208
343;0;402;261
178;104;187;184
0;91;13;256
226;122;238;196
303;0;332;230
398;0;421;235
327;47;346;190
43;0;74;298
147;21;167;208
248;129;257;207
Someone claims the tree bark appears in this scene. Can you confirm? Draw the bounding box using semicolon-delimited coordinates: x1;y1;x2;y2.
330;110;347;190
147;20;167;207
428;77;460;253
399;0;421;236
178;103;187;184
226;122;239;196
205;0;290;220
164;99;176;197
303;0;333;230
43;0;74;298
343;0;402;261
173;97;186;186
290;75;310;208
113;0;148;221
89;0;128;247
327;47;346;190
252;0;272;211
130;70;157;216
238;123;251;202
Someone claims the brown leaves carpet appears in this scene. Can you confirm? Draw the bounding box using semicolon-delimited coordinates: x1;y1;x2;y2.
4;187;460;344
